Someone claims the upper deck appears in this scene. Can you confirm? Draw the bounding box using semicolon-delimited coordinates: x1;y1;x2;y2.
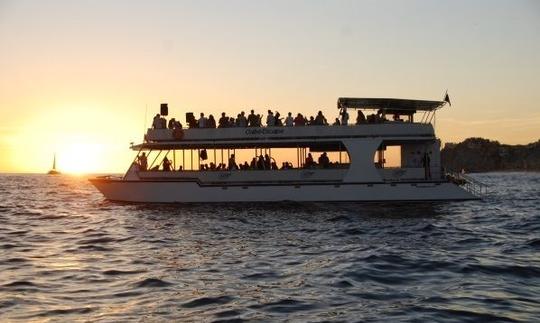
137;122;436;150
134;96;448;150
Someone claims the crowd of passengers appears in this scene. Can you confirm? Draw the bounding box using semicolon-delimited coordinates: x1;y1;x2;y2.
136;151;336;172
152;108;399;130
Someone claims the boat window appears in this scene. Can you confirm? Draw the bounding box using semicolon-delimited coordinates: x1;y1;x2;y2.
374;141;440;181
134;144;350;172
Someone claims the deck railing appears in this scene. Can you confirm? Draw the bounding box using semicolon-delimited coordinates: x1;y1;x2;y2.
446;171;488;197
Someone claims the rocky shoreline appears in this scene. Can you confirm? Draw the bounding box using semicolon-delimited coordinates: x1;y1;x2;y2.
441;138;540;173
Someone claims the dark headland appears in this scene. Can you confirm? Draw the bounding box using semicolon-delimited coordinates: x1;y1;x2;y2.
441;138;540;172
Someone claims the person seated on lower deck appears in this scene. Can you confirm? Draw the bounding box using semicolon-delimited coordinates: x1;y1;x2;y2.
241;161;249;170
250;157;257;170
356;110;366;124
332;118;341;126
318;152;330;169
162;156;172;171
305;153;314;168
209;162;216;170
229;117;236;127
264;154;271;169
257;155;265;170
393;114;403;122
137;152;148;171
228;154;238;170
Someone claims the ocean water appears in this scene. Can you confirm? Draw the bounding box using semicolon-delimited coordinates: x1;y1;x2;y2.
0;173;539;322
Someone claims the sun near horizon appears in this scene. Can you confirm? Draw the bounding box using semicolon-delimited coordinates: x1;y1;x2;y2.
1;1;539;174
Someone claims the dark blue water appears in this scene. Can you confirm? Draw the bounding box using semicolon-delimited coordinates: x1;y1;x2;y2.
0;173;539;322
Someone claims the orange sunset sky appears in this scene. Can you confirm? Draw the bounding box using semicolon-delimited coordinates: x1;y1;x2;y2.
0;1;539;174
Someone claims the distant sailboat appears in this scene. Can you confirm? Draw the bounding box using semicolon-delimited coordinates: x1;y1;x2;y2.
47;154;61;175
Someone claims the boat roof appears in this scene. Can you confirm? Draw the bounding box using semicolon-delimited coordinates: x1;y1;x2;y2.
337;98;446;112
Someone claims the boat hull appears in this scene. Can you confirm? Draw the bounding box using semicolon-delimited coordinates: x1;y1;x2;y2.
89;178;478;203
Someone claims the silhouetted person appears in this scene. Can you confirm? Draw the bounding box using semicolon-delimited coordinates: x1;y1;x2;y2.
285;112;294;126
305;153;314;168
168;118;177;129
264;154;271;169
266;110;275;127
422;152;431;179
318;152;330;168
356;110;366;124
162;156;172;171
207;115;216;128
248;109;258;127
314;111;328;126
294;113;305;126
257;155;265;170
275;112;283;126
236;112;247;127
137;152;148;171
340;108;349;126
152;114;162;129
228;154;238;170
218;112;228;128
198;113;207;128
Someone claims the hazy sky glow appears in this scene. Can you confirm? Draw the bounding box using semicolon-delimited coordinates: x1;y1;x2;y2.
0;0;539;173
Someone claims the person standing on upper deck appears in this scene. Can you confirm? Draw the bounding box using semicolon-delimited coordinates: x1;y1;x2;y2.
236;111;247;127
285;112;294;126
207;115;216;128
315;111;328;126
198;113;207;128
275;112;283;126
248;110;258;127
218;112;229;128
340;108;349;126
294;113;305;126
152;114;162;129
356;110;366;124
266;110;275;127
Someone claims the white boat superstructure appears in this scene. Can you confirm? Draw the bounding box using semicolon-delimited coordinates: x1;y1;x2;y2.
90;97;482;202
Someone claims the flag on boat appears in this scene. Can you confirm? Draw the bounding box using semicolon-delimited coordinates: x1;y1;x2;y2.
444;91;452;106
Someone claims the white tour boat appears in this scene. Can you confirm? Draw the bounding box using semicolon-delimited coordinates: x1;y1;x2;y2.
90;97;485;203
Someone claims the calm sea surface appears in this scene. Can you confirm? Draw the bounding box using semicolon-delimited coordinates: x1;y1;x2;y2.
0;173;539;322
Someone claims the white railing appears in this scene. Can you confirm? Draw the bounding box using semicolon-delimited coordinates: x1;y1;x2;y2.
446;171;488;197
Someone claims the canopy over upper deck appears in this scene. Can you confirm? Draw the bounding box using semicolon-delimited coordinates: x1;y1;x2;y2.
337;97;446;114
